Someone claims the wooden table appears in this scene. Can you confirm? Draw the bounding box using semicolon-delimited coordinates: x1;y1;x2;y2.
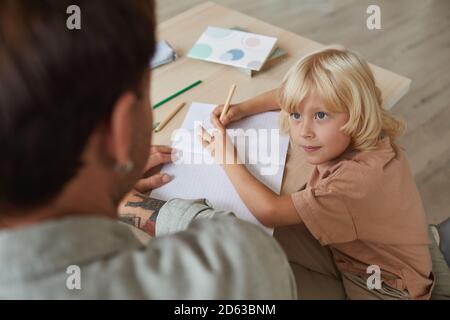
151;1;411;195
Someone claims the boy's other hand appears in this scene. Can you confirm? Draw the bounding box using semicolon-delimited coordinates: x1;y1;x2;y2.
197;124;241;166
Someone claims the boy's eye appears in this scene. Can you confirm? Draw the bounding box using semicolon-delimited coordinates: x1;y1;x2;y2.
290;112;302;120
315;112;327;120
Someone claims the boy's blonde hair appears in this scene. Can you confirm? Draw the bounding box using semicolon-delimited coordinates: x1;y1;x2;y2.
277;46;405;151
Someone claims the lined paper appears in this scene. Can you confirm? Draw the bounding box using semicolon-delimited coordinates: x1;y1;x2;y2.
150;102;289;234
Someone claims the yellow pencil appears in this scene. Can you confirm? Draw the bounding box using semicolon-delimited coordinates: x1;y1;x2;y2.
219;84;237;122
154;102;186;132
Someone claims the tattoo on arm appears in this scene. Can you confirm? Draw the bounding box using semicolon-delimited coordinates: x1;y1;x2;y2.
124;194;166;221
119;193;166;236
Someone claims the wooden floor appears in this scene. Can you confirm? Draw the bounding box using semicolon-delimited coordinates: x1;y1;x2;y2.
156;0;450;224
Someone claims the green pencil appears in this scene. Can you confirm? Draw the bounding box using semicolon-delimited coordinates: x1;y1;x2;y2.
153;80;202;109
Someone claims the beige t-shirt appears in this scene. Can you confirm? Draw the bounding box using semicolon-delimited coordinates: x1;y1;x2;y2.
291;137;434;299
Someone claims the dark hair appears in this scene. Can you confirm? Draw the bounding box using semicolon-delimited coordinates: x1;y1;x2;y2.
0;0;156;208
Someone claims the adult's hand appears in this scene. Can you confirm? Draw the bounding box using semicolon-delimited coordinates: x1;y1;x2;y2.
134;145;175;193
118;145;174;237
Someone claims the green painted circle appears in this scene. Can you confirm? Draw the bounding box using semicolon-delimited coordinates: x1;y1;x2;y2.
189;43;213;59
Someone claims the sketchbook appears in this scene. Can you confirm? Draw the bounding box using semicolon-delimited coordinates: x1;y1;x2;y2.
150;102;289;234
187;26;277;72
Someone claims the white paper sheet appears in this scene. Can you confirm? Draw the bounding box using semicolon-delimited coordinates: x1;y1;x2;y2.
150;102;289;234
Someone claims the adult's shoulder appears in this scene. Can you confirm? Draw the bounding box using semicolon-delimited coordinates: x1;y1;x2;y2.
135;215;298;299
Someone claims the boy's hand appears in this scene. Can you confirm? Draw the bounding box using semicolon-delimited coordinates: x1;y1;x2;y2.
197;121;241;166
211;103;247;127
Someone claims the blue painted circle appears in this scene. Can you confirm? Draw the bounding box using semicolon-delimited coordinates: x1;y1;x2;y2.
220;49;244;62
219;52;234;62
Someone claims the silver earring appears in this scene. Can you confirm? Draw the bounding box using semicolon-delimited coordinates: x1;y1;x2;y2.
115;160;134;175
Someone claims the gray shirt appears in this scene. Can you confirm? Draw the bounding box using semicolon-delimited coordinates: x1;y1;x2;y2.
0;198;297;299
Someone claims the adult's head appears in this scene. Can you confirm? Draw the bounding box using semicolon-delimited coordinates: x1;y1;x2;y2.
0;0;156;218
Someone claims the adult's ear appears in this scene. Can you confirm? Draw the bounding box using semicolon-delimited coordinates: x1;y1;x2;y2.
108;91;137;170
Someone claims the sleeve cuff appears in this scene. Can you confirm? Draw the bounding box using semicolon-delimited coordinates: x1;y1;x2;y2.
291;191;331;245
155;198;235;236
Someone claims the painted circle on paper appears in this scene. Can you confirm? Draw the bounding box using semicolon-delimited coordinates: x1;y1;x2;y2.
247;60;263;70
244;37;261;47
220;49;245;62
189;43;213;59
204;28;234;38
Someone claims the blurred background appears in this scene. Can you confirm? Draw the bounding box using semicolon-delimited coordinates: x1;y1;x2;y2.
156;0;450;225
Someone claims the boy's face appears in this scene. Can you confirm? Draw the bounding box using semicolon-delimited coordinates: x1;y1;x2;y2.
288;91;351;166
